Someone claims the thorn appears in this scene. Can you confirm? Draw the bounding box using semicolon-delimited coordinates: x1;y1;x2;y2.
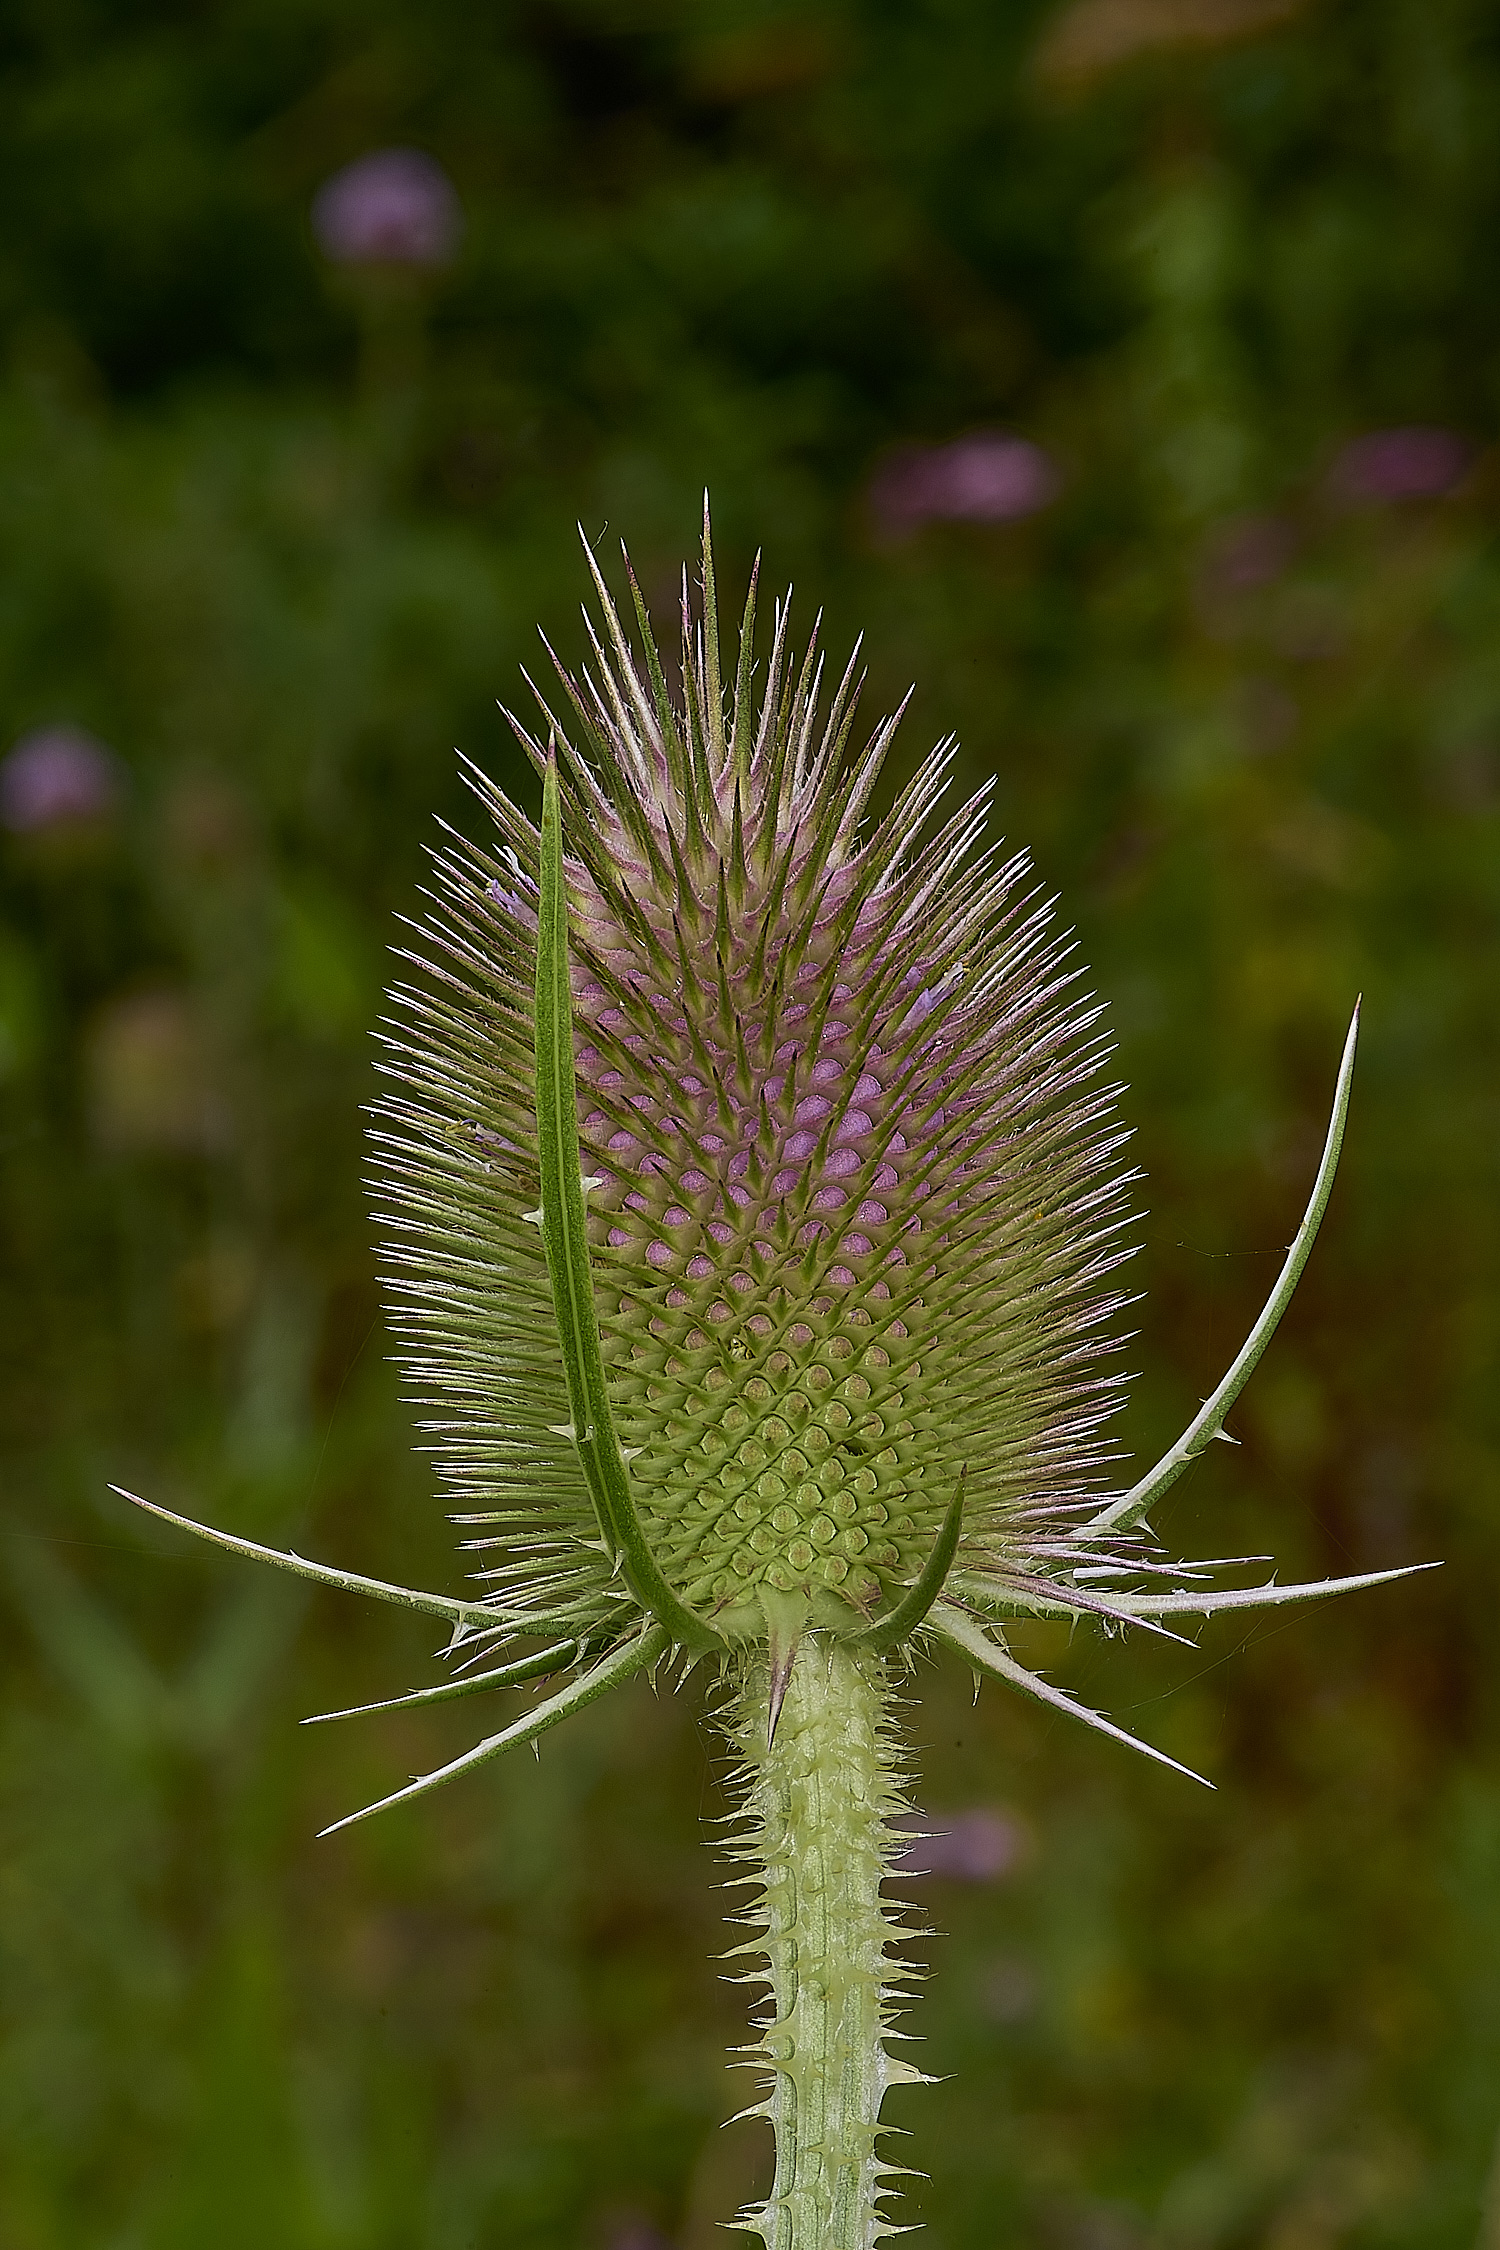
580;1173;604;1195
522;1205;545;1228
758;1586;808;1746
1211;1428;1241;1446
767;1644;796;1746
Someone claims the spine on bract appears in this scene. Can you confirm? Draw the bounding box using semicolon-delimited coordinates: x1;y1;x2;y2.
726;1640;927;2250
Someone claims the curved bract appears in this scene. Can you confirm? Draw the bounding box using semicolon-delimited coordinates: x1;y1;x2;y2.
1074;1000;1363;1542
531;747;724;1655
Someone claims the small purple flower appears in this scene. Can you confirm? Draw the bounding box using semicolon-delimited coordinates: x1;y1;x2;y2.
870;431;1060;536
893;1806;1027;1882
1330;425;1472;504
311;148;463;269
0;725;121;833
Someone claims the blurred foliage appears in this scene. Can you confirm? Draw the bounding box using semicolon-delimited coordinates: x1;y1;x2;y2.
1;0;1498;2244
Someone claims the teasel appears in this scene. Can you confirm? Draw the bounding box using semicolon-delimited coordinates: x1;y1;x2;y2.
121;507;1429;2250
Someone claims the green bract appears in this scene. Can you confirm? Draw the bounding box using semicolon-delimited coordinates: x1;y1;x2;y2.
118;508;1430;2247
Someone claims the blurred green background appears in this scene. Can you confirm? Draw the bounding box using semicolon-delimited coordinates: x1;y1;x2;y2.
1;1;1496;2244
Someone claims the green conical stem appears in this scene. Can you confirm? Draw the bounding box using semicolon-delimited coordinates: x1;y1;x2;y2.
727;1638;923;2249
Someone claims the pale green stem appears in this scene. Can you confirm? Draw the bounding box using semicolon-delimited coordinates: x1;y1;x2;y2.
727;1637;924;2250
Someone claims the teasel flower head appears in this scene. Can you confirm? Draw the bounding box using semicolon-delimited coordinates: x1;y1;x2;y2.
395;530;1138;1666
118;508;1430;2249
309;505;1411;1740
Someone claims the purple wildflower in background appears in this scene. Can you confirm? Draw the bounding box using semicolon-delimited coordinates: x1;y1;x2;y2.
311;148;463;269
0;725;121;833
893;1805;1026;1882
870;430;1060;537
1330;425;1472;504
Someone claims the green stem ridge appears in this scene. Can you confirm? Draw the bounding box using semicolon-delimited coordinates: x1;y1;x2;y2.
726;1638;927;2249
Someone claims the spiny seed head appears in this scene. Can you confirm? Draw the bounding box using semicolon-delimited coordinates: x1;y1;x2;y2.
374;517;1135;1650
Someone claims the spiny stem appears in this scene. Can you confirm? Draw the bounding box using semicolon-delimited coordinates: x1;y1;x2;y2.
726;1638;925;2250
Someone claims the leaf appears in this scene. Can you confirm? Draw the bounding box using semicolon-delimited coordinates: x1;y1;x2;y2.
113;1486;602;1639
316;1623;670;1835
1077;1002;1361;1539
302;1636;588;1724
931;1602;1213;1788
1089;1560;1439;1617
